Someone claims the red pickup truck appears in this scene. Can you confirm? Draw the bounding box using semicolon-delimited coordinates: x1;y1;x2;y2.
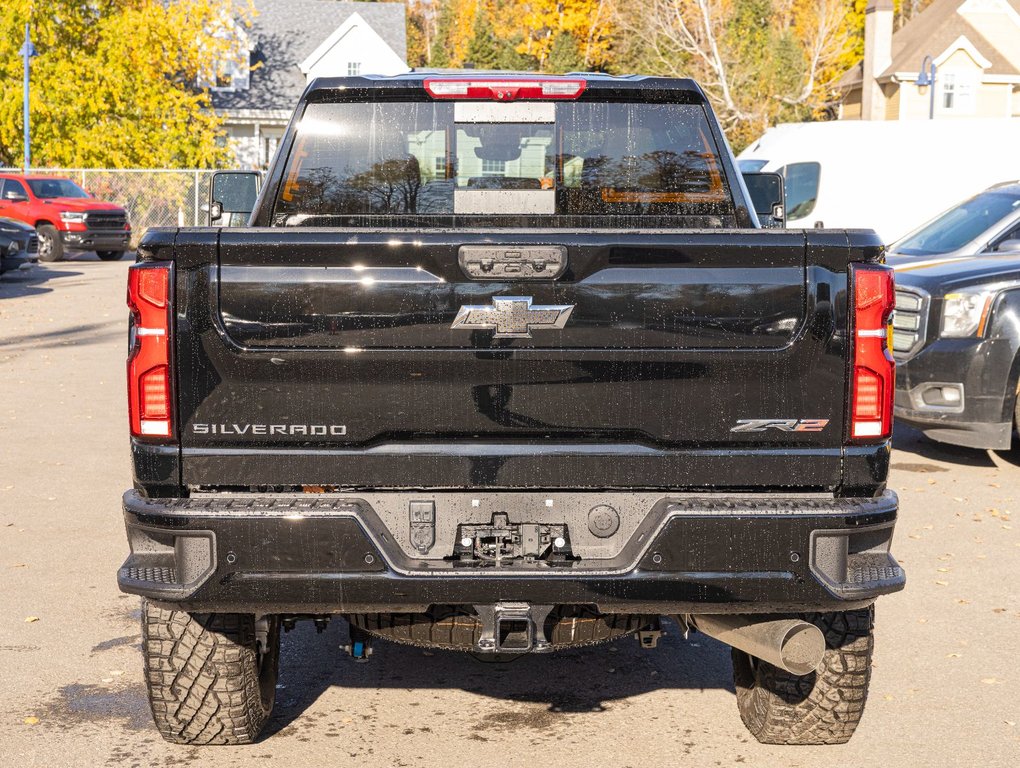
0;173;131;262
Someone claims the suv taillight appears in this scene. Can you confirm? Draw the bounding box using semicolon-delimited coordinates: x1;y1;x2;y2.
850;264;895;442
127;263;173;439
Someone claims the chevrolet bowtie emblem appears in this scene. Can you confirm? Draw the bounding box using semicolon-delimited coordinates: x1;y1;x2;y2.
451;296;574;339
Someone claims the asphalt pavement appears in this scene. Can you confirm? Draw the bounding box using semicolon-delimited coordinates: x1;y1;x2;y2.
1;260;1018;767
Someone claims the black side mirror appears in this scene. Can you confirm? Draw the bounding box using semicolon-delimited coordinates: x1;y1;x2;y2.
209;171;261;226
742;172;786;229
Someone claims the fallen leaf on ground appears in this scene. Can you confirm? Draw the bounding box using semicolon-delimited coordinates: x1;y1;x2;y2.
935;581;949;586
981;678;999;685
23;717;38;725
23;616;39;623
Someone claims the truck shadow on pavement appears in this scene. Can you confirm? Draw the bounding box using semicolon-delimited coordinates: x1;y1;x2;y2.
1;319;123;352
265;617;734;738
0;266;85;299
892;424;1018;468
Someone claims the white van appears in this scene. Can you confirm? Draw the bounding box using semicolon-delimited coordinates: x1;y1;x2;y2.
737;118;1020;243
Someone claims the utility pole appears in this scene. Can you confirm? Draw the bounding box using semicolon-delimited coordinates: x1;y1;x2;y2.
19;23;37;173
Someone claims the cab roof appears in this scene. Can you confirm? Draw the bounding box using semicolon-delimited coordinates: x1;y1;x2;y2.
301;72;708;104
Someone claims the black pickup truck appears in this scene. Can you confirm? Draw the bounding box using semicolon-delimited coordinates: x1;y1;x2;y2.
118;74;904;746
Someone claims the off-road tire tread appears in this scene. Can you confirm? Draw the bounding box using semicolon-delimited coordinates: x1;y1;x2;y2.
732;608;874;745
141;600;275;745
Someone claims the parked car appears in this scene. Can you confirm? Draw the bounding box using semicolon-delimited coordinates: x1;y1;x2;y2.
0;173;131;262
889;183;1020;449
737;118;1020;243
119;73;903;747
888;182;1020;265
0;216;38;275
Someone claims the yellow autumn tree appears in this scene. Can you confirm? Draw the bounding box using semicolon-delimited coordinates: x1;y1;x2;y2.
491;0;615;71
0;0;254;168
430;0;481;68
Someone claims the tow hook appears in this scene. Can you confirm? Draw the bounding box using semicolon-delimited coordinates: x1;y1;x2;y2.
637;618;664;649
343;624;373;662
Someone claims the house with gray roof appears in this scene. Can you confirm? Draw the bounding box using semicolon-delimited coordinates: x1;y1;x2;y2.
211;0;409;167
841;0;1020;120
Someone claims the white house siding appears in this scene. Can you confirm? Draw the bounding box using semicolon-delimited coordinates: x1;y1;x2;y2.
225;124;260;168
301;15;409;79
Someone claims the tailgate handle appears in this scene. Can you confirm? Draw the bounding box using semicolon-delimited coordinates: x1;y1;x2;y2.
459;245;567;280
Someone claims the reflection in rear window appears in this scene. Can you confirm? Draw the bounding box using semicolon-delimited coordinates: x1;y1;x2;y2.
273;101;732;227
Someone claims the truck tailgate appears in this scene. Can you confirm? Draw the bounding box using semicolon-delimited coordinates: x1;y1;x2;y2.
173;228;851;490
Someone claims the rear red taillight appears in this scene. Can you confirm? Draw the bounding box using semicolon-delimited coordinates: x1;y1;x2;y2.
127;263;173;439
850;264;895;441
423;77;586;101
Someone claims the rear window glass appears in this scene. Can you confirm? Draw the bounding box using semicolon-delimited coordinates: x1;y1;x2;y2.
273;101;733;227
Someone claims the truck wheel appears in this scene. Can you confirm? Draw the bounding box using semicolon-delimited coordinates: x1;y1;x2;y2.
1013;390;1019;444
141;600;280;745
731;608;874;745
36;224;63;262
97;250;124;261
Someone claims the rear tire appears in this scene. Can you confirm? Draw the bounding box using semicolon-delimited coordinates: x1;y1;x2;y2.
141;600;280;745
1013;388;1019;444
36;224;63;262
731;608;874;745
97;250;124;261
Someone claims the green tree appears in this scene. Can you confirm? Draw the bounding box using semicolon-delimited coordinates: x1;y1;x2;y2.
429;0;456;67
545;32;585;74
0;1;252;168
465;6;501;69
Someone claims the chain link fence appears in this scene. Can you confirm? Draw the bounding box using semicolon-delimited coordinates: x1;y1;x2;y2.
2;168;219;245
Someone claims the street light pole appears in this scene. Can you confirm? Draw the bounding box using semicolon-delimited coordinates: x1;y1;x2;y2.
915;55;937;120
19;23;37;173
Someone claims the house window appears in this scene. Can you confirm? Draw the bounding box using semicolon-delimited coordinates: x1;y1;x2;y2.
347;62;361;76
202;51;250;92
433;155;447;178
481;158;506;177
940;72;975;113
262;134;282;168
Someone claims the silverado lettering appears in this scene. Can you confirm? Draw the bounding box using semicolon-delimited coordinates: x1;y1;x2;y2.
191;423;347;436
118;73;903;748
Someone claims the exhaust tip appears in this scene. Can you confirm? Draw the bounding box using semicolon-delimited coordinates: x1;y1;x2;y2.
780;623;826;676
691;614;826;676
